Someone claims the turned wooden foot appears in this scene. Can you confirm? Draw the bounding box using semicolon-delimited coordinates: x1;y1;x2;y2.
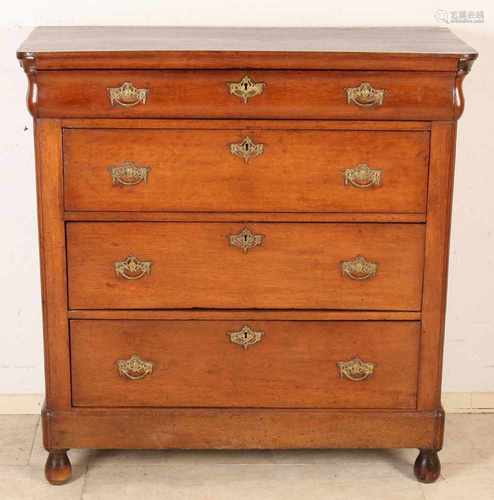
414;449;441;483
45;450;72;485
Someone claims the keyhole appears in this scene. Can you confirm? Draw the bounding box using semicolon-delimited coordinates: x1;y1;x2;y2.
243;82;249;90
243;332;248;339
243;234;249;242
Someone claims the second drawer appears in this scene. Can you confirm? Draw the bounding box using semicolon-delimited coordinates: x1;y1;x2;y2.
63;128;429;213
66;222;425;310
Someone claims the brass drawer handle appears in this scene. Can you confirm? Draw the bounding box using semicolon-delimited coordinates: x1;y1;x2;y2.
114;256;152;280
337;357;375;381
118;354;153;380
341;255;377;280
228;325;264;349
108;82;149;107
109;161;151;186
230;137;264;163
228;75;265;103
346;82;384;108
344;164;382;189
229;227;264;253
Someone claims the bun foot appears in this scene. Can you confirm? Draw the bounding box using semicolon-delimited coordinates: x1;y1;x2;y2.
414;449;441;483
45;450;72;485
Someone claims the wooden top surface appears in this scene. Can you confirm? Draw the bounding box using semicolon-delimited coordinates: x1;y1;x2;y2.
19;26;476;56
17;27;477;72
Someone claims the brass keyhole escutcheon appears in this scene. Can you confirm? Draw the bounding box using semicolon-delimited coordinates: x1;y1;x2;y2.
229;227;264;253
227;75;265;103
229;137;264;163
228;325;264;349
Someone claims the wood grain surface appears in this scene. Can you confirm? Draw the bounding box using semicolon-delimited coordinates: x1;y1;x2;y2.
36;70;455;120
18;25;476;467
66;222;425;310
64;128;429;213
42;406;444;450
71;319;419;409
18;27;476;72
34;120;71;410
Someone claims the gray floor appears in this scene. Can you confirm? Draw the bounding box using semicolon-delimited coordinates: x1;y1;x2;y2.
0;414;493;499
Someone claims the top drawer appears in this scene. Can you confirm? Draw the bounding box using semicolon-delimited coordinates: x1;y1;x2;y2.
36;70;455;120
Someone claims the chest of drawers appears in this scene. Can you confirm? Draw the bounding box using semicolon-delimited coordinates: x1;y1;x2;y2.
18;26;476;485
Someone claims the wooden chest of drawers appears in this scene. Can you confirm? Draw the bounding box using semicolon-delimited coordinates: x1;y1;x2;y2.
18;26;476;485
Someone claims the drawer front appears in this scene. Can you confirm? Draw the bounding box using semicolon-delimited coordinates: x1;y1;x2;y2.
38;70;454;120
71;319;419;409
64;129;429;213
67;222;425;310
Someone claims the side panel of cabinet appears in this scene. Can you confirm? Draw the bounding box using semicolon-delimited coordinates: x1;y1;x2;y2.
35;119;71;410
418;121;456;430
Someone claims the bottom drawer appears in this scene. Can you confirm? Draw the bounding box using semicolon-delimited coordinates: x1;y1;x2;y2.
71;320;419;409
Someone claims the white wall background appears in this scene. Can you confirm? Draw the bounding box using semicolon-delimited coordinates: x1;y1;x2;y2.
0;1;492;394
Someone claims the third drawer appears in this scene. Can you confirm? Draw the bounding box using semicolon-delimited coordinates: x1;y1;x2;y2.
66;222;425;310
